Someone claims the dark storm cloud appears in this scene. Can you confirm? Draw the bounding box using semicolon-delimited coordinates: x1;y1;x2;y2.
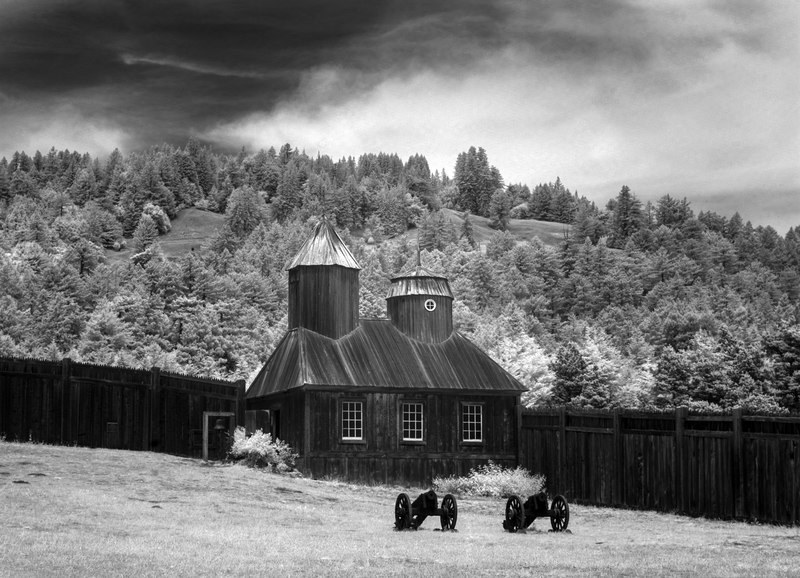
0;0;390;147
0;0;670;148
1;0;797;232
0;0;535;151
0;0;772;149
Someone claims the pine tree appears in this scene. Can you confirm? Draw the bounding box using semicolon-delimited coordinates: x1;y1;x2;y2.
610;185;643;248
272;161;302;223
459;212;476;248
0;162;10;203
453;146;502;217
132;214;159;253
550;343;588;405
225;186;266;238
69;167;98;205
529;183;552;220
488;188;513;230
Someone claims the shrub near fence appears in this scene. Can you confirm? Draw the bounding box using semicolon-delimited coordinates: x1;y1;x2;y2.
0;357;245;457
519;408;800;525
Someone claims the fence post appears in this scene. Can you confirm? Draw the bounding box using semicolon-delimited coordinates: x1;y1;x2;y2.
60;358;72;444
675;406;688;515
732;407;744;520
235;379;246;427
149;367;161;452
613;410;623;507
558;406;567;495
515;403;524;468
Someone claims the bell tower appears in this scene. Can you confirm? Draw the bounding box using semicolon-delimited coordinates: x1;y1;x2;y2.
287;220;361;339
386;260;454;343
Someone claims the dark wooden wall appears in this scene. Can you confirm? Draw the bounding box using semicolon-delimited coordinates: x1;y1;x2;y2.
520;408;800;525
0;357;245;457
246;389;306;450
303;389;518;486
288;265;359;339
386;295;453;343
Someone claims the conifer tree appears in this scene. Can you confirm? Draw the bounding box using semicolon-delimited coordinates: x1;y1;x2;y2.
610;185;644;248
460;212;476;248
132;214;159;253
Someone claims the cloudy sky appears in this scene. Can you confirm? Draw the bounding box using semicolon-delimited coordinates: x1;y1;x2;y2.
1;0;798;231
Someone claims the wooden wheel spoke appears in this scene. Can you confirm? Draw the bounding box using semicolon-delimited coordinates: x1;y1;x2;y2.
549;495;569;532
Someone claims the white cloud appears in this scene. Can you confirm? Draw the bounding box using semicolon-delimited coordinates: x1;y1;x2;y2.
209;40;796;179
0;102;128;159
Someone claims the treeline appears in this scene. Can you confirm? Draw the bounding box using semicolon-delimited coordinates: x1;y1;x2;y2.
0;142;798;414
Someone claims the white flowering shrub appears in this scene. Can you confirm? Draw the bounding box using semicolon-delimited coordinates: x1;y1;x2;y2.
228;427;298;473
432;461;545;497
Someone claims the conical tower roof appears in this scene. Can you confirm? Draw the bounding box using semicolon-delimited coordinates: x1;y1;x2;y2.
287;220;361;270
387;263;453;299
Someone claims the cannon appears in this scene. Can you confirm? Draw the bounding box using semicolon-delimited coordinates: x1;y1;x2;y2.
394;490;457;531
502;492;569;532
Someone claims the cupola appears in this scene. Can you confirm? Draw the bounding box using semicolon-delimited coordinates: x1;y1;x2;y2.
386;261;454;343
287;220;361;339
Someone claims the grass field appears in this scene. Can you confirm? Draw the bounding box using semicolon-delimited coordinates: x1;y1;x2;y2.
104;208;225;264
104;206;568;266
1;442;798;577
440;208;570;248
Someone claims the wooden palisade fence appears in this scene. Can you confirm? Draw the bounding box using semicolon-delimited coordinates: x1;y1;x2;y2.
0;357;245;458
520;408;800;525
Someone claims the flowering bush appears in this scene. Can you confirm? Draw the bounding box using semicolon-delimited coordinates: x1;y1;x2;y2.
432;461;545;497
228;427;298;473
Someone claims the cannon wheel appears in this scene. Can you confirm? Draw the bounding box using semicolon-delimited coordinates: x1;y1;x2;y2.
440;494;458;530
549;494;569;532
395;493;412;530
504;494;525;533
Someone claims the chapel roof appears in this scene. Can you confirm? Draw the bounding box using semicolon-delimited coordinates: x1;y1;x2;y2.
247;319;524;397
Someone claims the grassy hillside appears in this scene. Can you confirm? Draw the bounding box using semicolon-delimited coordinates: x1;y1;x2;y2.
440;208;570;248
104;207;568;265
2;441;798;577
105;207;225;263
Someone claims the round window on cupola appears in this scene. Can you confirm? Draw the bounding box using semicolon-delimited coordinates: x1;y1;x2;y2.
424;299;436;312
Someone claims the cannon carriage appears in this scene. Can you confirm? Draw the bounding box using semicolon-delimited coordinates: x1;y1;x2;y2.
394;490;458;531
502;492;569;533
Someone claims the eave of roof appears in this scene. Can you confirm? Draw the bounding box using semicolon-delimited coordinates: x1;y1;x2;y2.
387;265;454;299
247;319;525;399
386;277;454;299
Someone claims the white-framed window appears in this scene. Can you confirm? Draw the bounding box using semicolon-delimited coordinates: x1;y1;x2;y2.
402;402;424;441
424;299;436;312
341;400;363;441
462;403;483;442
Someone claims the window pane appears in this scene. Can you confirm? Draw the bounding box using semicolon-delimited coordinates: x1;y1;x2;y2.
402;402;423;441
342;401;363;440
462;404;482;442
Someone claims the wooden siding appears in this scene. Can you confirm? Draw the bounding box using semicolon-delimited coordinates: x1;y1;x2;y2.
520;408;800;525
387;295;453;343
0;357;245;457
306;389;518;485
245;389;306;453
288;265;359;339
305;455;517;487
252;387;520;486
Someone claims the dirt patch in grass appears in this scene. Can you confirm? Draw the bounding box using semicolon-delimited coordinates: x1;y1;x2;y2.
1;441;798;577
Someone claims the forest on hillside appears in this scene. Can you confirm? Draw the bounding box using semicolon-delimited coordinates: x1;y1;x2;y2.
1;142;799;414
